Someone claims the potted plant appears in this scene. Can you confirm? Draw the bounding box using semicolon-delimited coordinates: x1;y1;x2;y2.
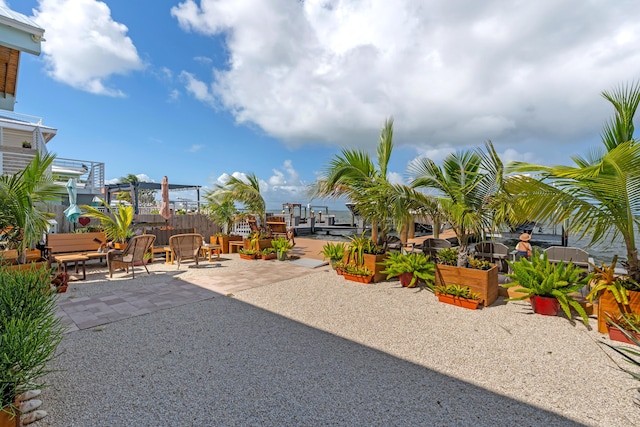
82;201;134;247
260;247;277;260
0;265;64;426
51;272;70;293
238;248;257;260
333;260;346;275
271;236;293;261
21;140;31;149
345;233;387;282
319;242;347;268
434;283;481;310
342;264;374;283
504;250;592;326
586;255;640;333
434;247;499;307
606;312;640;345
379;252;435;288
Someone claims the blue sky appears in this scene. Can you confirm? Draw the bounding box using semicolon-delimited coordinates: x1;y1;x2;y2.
5;0;640;210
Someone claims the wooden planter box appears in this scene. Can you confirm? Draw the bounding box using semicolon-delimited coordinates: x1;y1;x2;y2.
363;253;388;283
435;264;499;307
436;293;480;310
239;253;257;260
218;235;242;254
3;260;47;272
597;289;640;333
243;238;273;251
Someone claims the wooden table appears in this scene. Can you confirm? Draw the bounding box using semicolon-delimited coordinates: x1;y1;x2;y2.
164;246;174;264
229;241;244;253
201;244;221;261
54;254;89;280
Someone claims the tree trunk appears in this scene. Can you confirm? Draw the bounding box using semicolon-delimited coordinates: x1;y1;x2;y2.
371;219;378;244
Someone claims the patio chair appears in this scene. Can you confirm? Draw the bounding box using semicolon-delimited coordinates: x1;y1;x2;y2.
422;238;452;260
107;234;156;279
544;246;593;271
169;233;204;269
473;242;509;272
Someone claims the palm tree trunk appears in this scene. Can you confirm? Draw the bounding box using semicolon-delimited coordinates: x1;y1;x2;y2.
371;219;378;244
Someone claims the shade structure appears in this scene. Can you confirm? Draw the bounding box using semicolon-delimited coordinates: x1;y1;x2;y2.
64;178;82;223
160;176;171;220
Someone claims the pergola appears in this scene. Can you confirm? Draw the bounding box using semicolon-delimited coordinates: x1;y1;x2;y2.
104;182;202;214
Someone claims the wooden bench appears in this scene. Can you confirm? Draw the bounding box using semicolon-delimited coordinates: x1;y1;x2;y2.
45;232;107;267
145;228;196;262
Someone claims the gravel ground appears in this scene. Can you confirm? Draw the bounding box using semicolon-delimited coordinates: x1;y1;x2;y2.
36;257;640;426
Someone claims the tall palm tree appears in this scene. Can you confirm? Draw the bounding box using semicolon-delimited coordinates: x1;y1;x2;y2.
208;173;266;226
312;117;399;245
0;153;62;261
409;142;509;266
508;82;640;279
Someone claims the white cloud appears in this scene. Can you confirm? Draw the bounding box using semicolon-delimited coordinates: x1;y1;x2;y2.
188;144;204;152
33;0;144;96
172;0;640;153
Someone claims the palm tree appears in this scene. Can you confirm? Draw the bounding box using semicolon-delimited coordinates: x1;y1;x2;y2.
82;201;135;244
312;117;400;245
208;173;266;226
507;82;640;280
409;142;509;266
0;153;62;262
203;192;238;234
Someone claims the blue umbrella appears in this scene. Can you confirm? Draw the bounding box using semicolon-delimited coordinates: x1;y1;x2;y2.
64;178;82;223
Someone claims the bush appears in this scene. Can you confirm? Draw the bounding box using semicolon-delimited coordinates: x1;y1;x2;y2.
0;264;65;415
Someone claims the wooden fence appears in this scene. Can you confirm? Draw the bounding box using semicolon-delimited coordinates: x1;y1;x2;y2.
43;204;222;239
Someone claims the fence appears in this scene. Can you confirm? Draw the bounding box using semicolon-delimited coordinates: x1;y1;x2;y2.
43;204;222;239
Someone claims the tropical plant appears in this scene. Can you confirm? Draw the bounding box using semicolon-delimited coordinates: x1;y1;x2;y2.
0;153;62;262
319;242;347;265
410;142;513;267
467;256;494;271
434;284;481;300
507;83;640;281
0;264;65;417
81;200;134;244
203;193;238;234
115;174;156;205
436;248;458;266
379;252;435;288
344;232;383;267
504;250;593;326
607;312;640;332
343;265;373;276
238;248;256;255
207;173;267;228
312;117;408;247
261;247;276;255
586;255;632;305
271;236;293;253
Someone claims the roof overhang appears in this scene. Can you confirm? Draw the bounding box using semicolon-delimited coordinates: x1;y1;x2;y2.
0;6;44;55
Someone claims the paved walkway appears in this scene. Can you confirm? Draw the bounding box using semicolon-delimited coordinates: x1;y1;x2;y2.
56;250;330;333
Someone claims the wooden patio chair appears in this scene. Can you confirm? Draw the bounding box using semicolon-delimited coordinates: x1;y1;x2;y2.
169;233;204;269
107;234;156;279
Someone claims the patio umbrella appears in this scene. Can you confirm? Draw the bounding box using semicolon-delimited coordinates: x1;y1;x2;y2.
64;178;82;223
160;176;171;220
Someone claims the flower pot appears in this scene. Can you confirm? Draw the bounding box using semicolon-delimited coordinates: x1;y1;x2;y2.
607;324;640;345
277;250;288;261
0;407;18;427
436;293;480;310
335;268;344;276
435;264;499;307
262;253;277;260
343;273;374;283
530;295;560;316
239;253;256;260
399;272;415;287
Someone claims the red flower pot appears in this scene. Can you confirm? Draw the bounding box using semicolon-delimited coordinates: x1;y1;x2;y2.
608;324;640;345
399;272;415;287
343;273;374;283
530;295;560;316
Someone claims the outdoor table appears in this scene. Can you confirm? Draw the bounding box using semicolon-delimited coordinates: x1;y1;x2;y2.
54;254;89;280
201;243;221;261
229;241;244;253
